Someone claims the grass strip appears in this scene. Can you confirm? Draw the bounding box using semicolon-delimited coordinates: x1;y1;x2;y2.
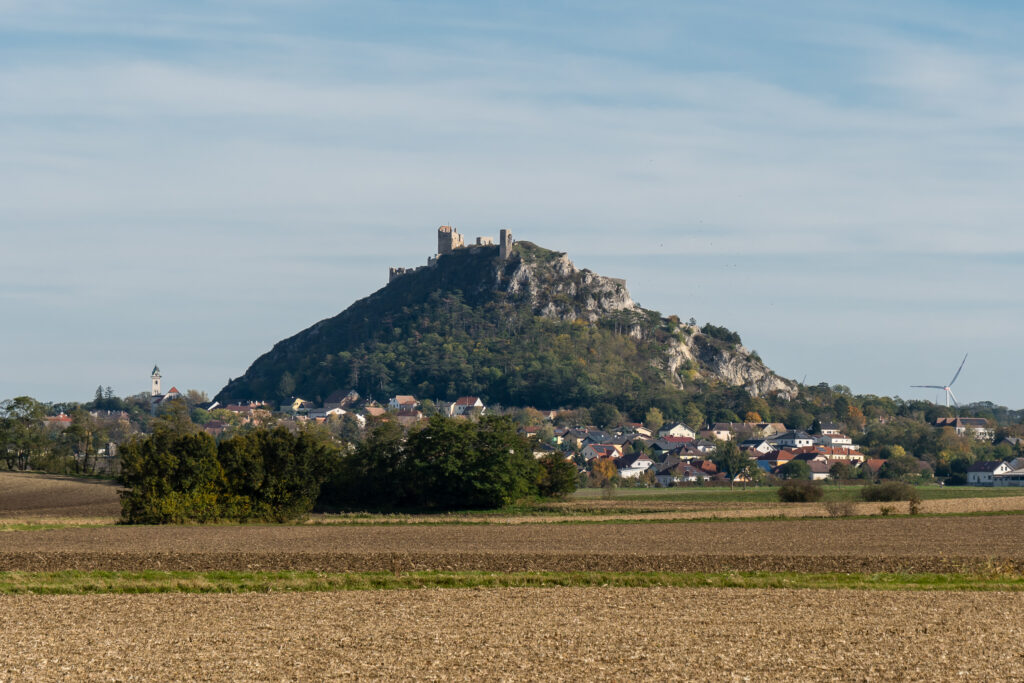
1;569;1022;595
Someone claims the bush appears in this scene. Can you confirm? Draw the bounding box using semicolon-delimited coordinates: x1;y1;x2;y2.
777;480;824;503
860;482;917;502
823;499;856;517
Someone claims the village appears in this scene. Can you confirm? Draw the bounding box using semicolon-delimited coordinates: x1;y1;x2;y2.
32;360;1014;489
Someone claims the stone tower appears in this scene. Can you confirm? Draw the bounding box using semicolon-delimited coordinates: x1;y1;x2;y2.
151;365;162;397
499;229;513;259
437;225;464;255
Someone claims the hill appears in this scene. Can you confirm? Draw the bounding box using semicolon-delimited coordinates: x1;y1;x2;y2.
216;236;797;415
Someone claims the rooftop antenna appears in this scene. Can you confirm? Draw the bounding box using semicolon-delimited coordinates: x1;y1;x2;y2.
911;353;968;412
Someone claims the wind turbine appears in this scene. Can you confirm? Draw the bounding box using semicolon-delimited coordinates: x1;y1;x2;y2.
911;354;968;408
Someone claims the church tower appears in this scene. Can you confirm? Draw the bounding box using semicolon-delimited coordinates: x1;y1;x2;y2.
151;365;162;397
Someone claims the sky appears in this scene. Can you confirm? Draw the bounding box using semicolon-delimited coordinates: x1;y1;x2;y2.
1;1;1022;409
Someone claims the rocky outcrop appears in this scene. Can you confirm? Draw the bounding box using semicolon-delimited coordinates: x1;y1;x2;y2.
691;335;798;399
497;244;638;322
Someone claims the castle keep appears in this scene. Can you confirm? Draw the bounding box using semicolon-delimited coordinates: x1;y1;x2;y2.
389;226;514;282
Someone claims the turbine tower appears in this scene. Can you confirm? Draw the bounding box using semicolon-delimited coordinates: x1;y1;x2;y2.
911;353;968;408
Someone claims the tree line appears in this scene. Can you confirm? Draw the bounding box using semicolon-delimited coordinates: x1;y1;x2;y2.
118;413;577;523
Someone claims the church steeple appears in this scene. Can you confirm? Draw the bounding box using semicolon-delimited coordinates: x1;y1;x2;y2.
151;365;162;397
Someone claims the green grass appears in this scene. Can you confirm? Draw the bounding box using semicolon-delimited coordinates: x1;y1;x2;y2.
1;569;1022;595
568;485;1024;503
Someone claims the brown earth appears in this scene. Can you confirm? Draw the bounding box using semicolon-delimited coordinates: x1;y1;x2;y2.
2;587;1022;681
311;495;1024;524
0;471;121;522
2;516;1022;573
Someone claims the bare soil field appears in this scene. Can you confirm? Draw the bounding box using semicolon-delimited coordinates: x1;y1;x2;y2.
312;495;1024;524
2;587;1021;681
0;471;121;522
2;516;1023;573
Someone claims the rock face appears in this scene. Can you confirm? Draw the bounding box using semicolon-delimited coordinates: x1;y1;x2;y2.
497;245;638;322
689;336;798;399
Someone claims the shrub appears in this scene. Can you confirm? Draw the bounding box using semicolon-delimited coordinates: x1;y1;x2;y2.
777;480;824;503
860;482;917;502
823;499;856;518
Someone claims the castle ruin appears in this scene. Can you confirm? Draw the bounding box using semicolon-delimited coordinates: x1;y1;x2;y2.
389;225;515;282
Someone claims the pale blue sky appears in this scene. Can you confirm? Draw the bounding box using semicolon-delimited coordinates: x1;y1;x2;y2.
1;1;1022;408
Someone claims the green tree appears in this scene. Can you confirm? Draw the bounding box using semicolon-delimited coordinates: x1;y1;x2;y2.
711;440;752;487
538;453;578;498
592;403;623;429
780;460;811;480
829;460;854;481
879;454;921;481
0;397;48;471
644;407;665;433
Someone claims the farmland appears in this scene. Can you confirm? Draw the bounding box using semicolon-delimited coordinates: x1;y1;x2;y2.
2;515;1024;573
2;588;1023;681
0;471;121;523
4;473;1024;680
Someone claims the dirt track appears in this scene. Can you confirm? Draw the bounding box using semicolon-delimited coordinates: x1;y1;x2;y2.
2;587;1021;681
2;516;1022;573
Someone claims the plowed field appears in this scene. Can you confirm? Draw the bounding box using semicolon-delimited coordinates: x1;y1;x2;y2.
0;471;121;520
2;587;1021;681
3;516;1022;573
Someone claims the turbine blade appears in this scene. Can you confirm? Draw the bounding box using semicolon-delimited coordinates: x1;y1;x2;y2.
911;385;945;390
949;353;968;386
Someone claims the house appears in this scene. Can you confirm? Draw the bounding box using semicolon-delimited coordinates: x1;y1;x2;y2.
658;423;696;439
616;452;654;479
769;430;815;450
807;460;832;481
44;413;73;429
994;466;1024;487
739;438;774;455
308;406;346;420
934;417;995;441
863;458;886;477
654;459;709;486
449;396;485;417
582;444;623;461
388;395;419;411
363;406;388;419
818;422;843;435
394;407;424;427
623;423;653;438
817;432;855;449
967;461;1012;486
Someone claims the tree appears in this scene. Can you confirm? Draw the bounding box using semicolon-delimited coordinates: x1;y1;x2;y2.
780;460;811;480
119;427;224;524
644;407;665;433
326;420;407;509
538;453;577;498
592;403;623;429
829;460;854;481
0;397;47;470
879;454;921;481
711;440;751;488
63;408;99;474
590;457;618;486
